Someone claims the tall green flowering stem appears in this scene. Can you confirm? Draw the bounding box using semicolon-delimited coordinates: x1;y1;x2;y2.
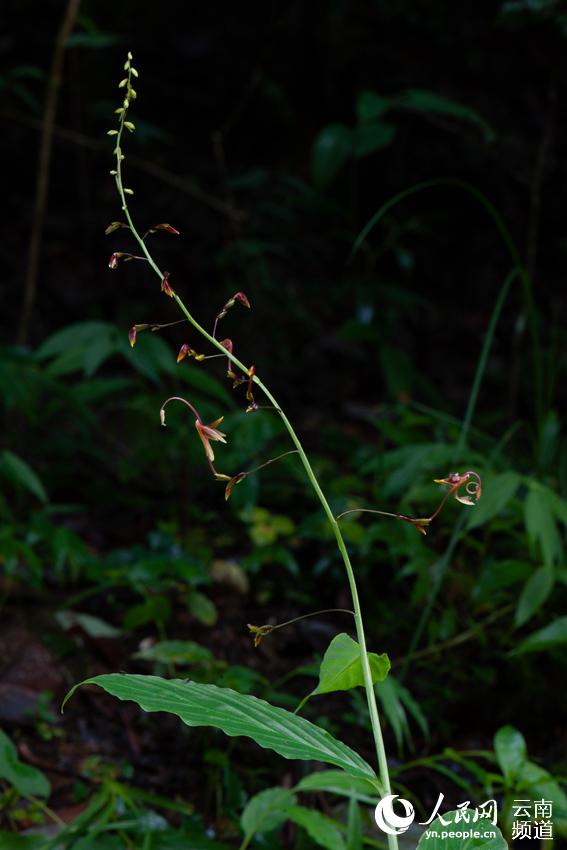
111;55;397;848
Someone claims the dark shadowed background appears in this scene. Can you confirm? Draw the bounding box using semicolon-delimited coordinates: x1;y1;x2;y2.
0;2;565;848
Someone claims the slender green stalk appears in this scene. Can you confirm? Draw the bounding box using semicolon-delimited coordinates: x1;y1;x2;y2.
454;269;517;457
400;268;516;677
350;178;543;430
110;58;398;849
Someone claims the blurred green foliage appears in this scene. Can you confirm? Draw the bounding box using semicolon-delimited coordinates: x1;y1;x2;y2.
1;0;566;846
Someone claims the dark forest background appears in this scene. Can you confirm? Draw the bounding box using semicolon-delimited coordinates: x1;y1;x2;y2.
0;2;566;848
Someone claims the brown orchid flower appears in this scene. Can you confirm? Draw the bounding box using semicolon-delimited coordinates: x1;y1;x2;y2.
160;396;227;474
195;417;227;463
336;470;483;536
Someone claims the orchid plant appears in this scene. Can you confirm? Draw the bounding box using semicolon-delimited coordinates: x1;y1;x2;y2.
65;53;484;850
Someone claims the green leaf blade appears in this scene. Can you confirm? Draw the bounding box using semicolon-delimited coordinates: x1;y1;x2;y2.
288;805;346;850
311;124;353;188
0;730;50;798
296;769;382;802
313;633;390;696
0;450;48;503
510;616;567;655
65;674;377;780
514;565;554;627
493;725;527;783
241;787;296;841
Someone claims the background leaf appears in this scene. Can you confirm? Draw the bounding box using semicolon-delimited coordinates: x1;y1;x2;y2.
510;616;567;655
466;471;520;529
514;565;554;627
288;805;346;850
240;787;296;842
346;797;363;850
311;124;353;188
493;725;527;783
524;482;563;566
0;730;50;797
295;770;381;802
0;450;47;502
397;89;496;142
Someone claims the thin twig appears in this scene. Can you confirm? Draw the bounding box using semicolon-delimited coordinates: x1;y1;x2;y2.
17;0;81;345
393;605;513;669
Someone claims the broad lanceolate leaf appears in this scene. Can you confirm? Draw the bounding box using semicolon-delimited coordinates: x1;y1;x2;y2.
65;675;376;780
0;450;47;502
288;805;346;850
313;633;390;696
397;89;496;143
376;674;429;753
296;769;381;802
311;123;353;188
346;797;363;850
514;565;554;627
524;482;563;567
354;122;396;158
510;616;567;655
240;787;296;842
493;725;526;783
518;760;567;837
132;640;213;666
0;730;50;797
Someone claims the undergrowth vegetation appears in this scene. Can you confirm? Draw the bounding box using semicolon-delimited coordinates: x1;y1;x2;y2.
1;6;567;849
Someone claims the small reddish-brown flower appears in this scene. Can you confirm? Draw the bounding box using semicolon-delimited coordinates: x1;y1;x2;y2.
148;223;180;235
247;623;274;647
221;471;247;500
177;343;205;363
161;272;174;297
160;397;228;471
105;221;128;235
195;417;227;462
246;364;256;403
433;471;482;507
177;343;190;362
406;517;431;536
233;291;251;309
109;251;138;268
219;338;236;378
128;323;152;348
216;291;251;320
336;469;482;536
